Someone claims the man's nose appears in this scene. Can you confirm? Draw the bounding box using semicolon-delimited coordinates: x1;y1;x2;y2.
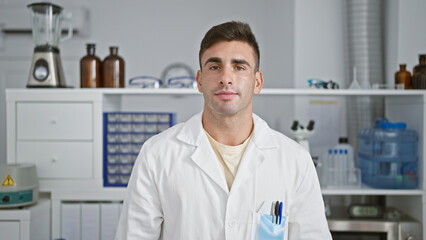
219;67;233;85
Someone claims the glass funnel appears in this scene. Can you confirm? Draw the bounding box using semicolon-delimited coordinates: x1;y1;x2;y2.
27;2;70;48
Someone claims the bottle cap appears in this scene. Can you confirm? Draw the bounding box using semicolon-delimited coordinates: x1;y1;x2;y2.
379;122;406;130
338;137;348;144
374;117;388;128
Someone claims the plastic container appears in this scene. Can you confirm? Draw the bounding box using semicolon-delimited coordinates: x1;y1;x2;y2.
358;119;418;189
334;137;355;169
319;139;361;189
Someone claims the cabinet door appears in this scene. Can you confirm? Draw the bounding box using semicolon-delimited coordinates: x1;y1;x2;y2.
0;221;20;240
16;102;93;140
61;203;81;240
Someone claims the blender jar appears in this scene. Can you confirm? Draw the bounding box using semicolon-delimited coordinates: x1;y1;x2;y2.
27;2;72;48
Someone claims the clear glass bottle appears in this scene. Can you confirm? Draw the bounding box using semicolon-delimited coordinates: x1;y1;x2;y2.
394;64;412;89
103;46;125;88
80;43;102;88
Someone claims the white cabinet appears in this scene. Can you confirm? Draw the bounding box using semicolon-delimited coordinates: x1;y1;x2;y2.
59;201;121;240
5;88;426;238
15;102;94;180
7;90;104;191
0;198;50;240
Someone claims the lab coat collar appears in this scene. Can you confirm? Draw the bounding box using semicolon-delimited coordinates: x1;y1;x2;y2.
176;112;279;194
176;112;279;149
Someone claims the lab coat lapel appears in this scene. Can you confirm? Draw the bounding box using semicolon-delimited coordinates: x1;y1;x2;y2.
177;112;229;194
231;114;278;192
191;136;229;194
230;144;264;192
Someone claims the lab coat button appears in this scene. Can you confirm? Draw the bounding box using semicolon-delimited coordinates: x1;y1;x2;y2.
227;219;237;228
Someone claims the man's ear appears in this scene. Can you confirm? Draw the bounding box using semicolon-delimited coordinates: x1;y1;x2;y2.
196;70;203;93
254;71;264;94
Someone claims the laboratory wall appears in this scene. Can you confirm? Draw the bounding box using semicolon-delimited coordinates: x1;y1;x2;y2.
394;0;426;74
1;0;426;166
0;0;293;165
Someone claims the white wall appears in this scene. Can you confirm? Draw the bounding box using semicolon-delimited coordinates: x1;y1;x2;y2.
293;0;346;155
294;0;345;89
0;0;293;86
0;0;294;165
395;0;426;75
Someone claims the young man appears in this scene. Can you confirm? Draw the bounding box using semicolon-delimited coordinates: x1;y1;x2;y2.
115;21;331;240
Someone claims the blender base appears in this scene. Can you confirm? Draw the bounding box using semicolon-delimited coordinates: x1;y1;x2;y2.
27;50;67;88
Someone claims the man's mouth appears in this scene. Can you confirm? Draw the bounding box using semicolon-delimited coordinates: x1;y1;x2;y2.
215;90;238;100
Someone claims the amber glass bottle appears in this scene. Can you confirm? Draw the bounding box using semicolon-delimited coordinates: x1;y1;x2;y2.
413;68;426;89
80;44;102;88
103;46;125;88
412;54;426;76
395;64;412;89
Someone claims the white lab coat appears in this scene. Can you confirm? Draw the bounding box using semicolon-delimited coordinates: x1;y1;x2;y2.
115;112;332;240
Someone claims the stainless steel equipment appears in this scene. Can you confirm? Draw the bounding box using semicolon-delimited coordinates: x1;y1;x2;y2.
328;217;421;240
27;2;72;88
0;163;39;208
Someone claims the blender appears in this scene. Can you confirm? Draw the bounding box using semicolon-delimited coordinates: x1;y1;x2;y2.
27;2;72;88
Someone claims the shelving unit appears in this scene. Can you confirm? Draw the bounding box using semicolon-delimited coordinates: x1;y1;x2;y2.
5;88;426;238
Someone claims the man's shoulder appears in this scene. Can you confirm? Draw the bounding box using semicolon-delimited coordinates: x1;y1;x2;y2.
253;114;302;150
271;129;305;149
262;124;311;159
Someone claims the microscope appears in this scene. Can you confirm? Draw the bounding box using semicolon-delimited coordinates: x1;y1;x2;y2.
290;120;315;152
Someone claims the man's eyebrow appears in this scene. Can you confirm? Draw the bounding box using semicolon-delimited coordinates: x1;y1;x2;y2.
232;59;251;68
204;57;222;67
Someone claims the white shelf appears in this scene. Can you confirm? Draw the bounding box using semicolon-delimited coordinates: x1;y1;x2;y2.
260;88;426;96
51;188;127;201
7;88;426;96
322;187;424;196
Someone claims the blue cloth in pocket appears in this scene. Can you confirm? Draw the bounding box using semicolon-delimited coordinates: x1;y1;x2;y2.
258;213;285;240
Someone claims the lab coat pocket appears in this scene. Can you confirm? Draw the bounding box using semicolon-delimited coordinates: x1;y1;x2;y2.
251;212;287;240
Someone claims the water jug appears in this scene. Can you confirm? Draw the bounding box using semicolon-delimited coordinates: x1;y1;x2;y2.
358;118;418;189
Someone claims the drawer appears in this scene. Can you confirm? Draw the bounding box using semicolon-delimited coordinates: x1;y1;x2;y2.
17;102;93;140
17;141;93;179
0;221;20;240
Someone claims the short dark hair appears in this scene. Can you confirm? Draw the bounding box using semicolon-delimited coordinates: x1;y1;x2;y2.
199;21;260;71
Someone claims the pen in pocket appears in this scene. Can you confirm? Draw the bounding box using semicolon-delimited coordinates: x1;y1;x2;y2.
271;201;283;225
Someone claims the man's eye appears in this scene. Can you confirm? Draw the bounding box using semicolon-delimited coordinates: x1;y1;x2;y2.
209;65;220;70
235;65;246;71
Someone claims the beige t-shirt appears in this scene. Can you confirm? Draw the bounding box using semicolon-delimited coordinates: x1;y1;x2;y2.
204;130;252;190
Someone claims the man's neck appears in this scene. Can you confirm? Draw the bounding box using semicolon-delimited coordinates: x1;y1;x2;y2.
202;109;253;146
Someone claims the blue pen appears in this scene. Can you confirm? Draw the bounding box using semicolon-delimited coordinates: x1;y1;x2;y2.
278;202;283;224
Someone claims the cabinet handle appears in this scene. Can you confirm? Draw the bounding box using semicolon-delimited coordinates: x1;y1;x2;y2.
51;119;57;124
51;157;58;163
